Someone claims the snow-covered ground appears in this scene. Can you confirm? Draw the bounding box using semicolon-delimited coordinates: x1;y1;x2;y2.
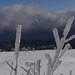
0;50;75;75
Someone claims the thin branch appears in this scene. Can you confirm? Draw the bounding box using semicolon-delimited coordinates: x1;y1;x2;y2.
10;62;13;75
65;35;75;43
6;61;15;71
21;67;28;72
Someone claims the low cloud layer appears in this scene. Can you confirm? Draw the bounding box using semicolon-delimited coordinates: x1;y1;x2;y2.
0;4;75;32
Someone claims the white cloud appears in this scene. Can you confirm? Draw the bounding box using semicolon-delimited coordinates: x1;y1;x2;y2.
0;4;75;31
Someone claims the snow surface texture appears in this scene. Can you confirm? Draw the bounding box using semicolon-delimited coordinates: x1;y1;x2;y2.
0;16;75;75
0;50;75;75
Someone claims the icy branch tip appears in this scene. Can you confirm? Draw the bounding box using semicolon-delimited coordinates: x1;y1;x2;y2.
66;43;70;48
71;16;74;21
17;25;22;28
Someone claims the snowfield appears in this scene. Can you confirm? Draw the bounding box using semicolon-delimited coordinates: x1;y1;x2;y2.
0;50;75;75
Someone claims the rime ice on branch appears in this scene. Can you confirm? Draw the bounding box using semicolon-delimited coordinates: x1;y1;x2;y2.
21;60;41;75
15;25;22;60
45;16;75;75
14;25;22;75
6;25;22;75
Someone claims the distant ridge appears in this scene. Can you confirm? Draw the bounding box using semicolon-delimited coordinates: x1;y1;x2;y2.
0;39;75;51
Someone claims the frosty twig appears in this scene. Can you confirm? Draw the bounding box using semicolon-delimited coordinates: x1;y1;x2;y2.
6;25;22;75
45;16;75;75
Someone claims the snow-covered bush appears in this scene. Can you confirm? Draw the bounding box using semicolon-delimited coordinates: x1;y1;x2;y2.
21;47;27;52
0;49;2;52
32;47;35;52
11;48;15;51
21;60;41;75
28;47;31;50
45;16;75;75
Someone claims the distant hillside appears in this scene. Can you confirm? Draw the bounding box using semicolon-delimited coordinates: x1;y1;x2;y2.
0;39;75;51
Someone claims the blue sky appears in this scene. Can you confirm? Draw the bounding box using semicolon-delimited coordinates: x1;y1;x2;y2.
0;0;75;11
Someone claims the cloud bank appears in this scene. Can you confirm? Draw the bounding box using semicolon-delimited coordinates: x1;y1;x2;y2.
0;4;75;32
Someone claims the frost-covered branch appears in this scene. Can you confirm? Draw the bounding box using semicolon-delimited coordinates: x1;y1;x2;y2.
14;25;22;75
6;25;22;75
21;67;31;75
36;60;41;75
6;61;15;71
45;16;75;75
21;60;41;75
65;35;75;43
6;61;15;75
10;62;14;75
